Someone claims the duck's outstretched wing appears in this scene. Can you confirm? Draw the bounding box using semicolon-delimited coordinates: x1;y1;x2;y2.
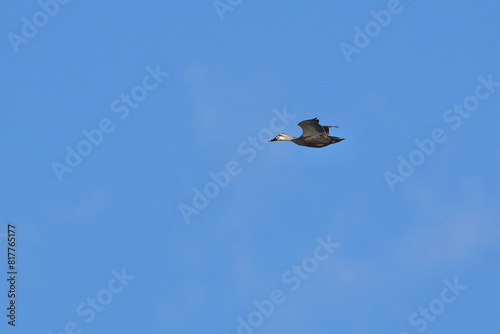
298;118;338;136
298;118;327;137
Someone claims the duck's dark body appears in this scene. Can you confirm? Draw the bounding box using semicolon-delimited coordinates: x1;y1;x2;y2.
292;135;344;148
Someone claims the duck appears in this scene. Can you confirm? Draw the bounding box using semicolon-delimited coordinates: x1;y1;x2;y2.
269;118;344;148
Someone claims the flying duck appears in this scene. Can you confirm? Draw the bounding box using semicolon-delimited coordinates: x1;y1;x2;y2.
269;118;344;148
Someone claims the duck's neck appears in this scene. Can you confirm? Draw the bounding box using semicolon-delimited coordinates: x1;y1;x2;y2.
277;134;296;141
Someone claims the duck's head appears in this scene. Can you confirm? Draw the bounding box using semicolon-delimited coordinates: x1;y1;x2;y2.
269;133;294;142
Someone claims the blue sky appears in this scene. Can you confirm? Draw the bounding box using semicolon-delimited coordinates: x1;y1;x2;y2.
1;1;499;333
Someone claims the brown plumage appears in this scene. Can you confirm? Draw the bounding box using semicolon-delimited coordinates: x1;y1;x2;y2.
269;118;344;148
